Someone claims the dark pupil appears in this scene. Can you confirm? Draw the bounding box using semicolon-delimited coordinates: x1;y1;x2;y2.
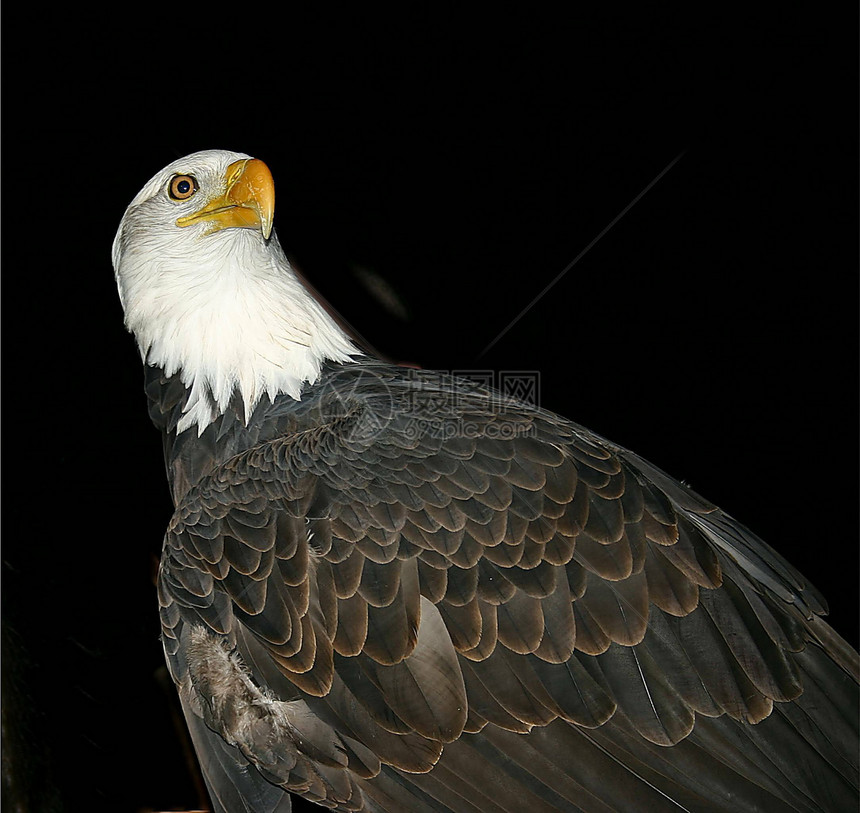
176;179;191;195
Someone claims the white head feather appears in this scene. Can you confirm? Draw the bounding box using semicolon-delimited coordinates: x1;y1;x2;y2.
112;149;358;434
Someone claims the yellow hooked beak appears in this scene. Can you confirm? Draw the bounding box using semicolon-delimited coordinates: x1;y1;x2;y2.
176;158;275;240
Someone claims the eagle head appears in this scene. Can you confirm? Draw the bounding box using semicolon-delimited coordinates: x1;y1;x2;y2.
112;150;357;434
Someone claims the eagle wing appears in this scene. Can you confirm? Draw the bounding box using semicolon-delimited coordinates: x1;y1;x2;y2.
156;364;858;812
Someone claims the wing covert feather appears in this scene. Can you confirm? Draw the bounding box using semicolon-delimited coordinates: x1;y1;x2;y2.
151;362;857;811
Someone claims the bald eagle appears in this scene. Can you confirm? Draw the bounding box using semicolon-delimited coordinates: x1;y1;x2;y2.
113;150;858;812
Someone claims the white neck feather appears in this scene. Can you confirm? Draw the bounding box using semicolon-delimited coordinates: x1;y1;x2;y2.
117;229;358;434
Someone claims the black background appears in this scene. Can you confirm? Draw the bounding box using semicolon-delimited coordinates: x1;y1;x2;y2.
4;8;857;812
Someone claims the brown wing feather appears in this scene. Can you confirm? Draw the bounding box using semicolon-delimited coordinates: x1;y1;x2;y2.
152;363;857;811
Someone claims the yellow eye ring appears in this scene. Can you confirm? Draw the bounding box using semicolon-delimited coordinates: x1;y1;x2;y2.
168;174;198;200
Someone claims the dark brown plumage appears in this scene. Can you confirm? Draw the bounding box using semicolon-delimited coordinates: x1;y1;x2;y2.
149;359;858;812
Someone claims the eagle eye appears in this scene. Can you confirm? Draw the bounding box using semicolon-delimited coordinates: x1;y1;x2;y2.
168;174;198;201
